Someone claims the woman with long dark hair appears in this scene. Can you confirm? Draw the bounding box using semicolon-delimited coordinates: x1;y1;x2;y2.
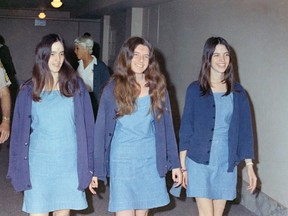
89;36;182;216
179;37;257;216
7;34;94;216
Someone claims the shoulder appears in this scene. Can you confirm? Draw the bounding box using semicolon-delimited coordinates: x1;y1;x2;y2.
102;80;115;95
16;79;32;100
19;79;32;93
234;82;247;95
95;59;108;68
186;81;201;96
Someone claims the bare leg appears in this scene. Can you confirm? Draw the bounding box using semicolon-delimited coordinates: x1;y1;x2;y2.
116;210;135;216
195;197;214;216
213;200;226;216
29;214;49;216
53;209;70;216
136;209;148;216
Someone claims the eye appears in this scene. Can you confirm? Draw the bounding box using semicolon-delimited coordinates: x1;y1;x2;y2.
133;52;140;57
144;55;149;59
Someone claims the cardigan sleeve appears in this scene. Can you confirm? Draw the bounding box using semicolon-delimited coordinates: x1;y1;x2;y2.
82;81;95;173
93;85;109;182
179;83;196;151
237;89;254;160
164;91;181;169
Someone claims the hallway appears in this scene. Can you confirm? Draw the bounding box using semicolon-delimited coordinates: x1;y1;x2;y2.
0;144;256;216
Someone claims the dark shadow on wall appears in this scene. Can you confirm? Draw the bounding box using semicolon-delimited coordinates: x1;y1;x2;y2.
230;47;261;211
154;49;181;142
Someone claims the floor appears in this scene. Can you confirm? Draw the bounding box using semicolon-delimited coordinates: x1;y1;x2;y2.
0;143;257;216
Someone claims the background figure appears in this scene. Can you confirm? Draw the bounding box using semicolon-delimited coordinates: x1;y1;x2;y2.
0;60;11;144
178;37;257;216
74;35;110;118
0;34;18;112
89;36;182;216
83;32;101;59
7;34;94;216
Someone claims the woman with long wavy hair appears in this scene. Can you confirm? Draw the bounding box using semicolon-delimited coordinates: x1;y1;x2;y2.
7;34;94;216
90;36;182;216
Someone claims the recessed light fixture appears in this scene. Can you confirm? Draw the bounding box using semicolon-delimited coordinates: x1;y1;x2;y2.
51;0;63;8
38;12;46;19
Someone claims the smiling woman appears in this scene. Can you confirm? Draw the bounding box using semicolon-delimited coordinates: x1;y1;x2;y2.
178;36;257;216
90;36;182;216
7;33;94;216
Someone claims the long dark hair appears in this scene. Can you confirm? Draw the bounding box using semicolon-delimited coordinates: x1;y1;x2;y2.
112;36;166;120
32;33;79;101
198;36;234;96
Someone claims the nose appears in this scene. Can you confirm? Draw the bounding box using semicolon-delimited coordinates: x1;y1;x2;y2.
55;54;61;62
139;55;145;62
219;54;225;62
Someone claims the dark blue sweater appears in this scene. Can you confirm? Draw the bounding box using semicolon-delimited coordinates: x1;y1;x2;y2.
179;81;254;172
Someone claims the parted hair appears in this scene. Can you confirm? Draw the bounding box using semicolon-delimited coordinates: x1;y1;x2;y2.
32;34;79;101
198;36;235;96
112;36;166;120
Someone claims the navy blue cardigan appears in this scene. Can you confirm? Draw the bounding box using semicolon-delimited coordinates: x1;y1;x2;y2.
179;81;254;172
7;78;94;192
94;81;181;182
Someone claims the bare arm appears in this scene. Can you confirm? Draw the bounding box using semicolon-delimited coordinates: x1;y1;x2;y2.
0;86;11;144
180;150;188;188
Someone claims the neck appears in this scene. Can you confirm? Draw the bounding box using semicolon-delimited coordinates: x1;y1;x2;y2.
83;55;93;67
135;73;145;83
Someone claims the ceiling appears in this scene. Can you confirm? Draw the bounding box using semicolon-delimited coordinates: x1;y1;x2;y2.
0;0;172;19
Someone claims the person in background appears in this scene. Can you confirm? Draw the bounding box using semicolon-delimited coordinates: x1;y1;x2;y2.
0;59;11;144
89;36;182;216
178;36;257;216
0;34;19;111
83;32;101;59
7;34;94;216
74;35;110;118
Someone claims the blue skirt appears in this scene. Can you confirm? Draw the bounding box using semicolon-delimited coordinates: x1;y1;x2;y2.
186;137;237;200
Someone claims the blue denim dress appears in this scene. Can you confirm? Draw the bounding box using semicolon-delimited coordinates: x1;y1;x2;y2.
109;95;169;212
186;92;237;200
23;91;87;213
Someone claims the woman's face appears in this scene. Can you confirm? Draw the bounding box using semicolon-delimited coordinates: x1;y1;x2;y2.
210;44;230;75
48;41;64;73
74;44;87;60
131;44;150;74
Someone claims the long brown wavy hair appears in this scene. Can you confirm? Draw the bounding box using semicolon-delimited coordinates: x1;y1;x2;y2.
198;36;235;96
32;34;79;101
113;36;166;120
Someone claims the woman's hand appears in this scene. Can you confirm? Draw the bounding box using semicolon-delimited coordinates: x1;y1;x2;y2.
246;165;257;193
172;168;182;187
181;168;188;189
89;176;98;194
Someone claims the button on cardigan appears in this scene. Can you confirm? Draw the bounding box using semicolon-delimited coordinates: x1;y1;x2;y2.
179;81;254;172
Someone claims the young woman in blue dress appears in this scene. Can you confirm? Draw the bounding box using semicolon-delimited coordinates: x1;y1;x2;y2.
7;34;94;216
89;36;182;216
179;37;257;216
